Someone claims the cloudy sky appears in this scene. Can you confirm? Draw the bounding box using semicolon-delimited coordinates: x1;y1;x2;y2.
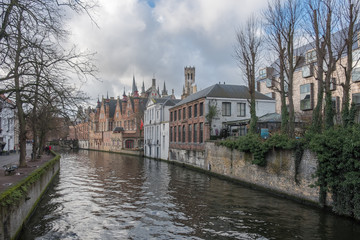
67;0;265;102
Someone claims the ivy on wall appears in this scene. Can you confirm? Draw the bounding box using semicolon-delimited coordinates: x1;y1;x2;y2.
309;125;360;220
219;125;360;220
219;133;303;167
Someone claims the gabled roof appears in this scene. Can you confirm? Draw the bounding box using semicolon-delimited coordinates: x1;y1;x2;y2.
106;99;117;118
173;84;273;107
147;96;181;107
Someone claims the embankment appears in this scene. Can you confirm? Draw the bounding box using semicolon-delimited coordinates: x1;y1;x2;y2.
169;142;327;206
0;153;60;240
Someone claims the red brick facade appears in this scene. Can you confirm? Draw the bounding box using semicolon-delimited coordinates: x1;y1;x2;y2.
169;98;209;151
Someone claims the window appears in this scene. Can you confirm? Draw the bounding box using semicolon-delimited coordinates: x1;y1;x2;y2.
157;110;159;120
265;92;275;99
200;103;203;116
199;123;203;143
182;125;186;142
332;97;340;113
302;64;313;78
259;68;267;79
179;109;181;120
237;103;246;117
353;93;360;105
170;112;173;121
330;78;336;91
188;106;192;118
174;110;177;121
239;126;246;136
306;49;316;63
174;126;177;143
170;127;173;142
194;104;198;117
300;83;313;110
194;123;197;143
266;79;273;88
352;67;360;82
183;107;186;119
353;93;360;123
188;124;192;142
178;126;181;143
222;102;231;116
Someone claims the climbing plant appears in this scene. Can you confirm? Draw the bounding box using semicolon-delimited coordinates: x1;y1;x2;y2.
309;125;360;220
220;133;302;167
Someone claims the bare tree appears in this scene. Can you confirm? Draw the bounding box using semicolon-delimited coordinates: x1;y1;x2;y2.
306;0;333;132
338;0;360;126
264;0;303;137
0;0;97;166
235;15;263;134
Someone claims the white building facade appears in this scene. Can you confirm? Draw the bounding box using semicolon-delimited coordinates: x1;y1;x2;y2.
144;97;180;160
207;96;276;136
0;94;18;152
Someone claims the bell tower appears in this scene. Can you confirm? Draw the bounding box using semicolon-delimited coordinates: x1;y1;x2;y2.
182;66;196;99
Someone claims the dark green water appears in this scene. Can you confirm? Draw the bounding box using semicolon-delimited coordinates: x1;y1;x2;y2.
20;150;360;239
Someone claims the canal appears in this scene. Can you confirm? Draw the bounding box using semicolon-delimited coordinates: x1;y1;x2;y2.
20;150;360;239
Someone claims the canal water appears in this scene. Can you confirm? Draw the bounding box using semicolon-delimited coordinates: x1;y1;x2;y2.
21;150;360;239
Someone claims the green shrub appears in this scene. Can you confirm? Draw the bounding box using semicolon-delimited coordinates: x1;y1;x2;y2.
309;125;360;219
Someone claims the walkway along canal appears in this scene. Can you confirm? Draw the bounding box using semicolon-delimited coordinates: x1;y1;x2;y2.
20;150;360;239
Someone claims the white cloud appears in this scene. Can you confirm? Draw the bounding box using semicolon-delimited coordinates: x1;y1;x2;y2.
66;0;266;101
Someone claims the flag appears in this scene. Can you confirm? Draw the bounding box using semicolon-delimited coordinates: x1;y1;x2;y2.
140;119;144;130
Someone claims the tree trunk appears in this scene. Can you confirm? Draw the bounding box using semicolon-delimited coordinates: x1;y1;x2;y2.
14;12;27;167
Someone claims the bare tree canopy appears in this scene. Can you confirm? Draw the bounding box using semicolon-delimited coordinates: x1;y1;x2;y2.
234;15;263;134
0;0;98;166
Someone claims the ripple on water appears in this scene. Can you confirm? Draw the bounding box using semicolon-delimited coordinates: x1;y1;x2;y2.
18;151;360;240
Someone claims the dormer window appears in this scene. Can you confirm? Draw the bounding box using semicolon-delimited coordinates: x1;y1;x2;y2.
305;49;317;64
259;68;267;79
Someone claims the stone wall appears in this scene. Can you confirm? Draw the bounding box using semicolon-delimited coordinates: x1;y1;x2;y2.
0;154;60;240
169;148;206;169
169;141;322;205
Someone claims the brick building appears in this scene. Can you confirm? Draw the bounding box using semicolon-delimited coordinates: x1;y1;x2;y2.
169;83;275;164
257;36;360;124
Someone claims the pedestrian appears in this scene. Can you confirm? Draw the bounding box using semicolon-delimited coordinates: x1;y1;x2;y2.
49;145;52;152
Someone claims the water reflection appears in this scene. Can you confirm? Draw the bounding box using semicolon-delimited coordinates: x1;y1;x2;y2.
20;150;360;239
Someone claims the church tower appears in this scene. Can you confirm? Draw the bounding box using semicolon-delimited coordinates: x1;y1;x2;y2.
181;66;197;99
161;82;168;97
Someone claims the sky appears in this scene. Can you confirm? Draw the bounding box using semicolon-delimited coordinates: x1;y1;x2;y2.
66;0;266;102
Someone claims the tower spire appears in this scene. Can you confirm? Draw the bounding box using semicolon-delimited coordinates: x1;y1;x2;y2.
141;81;145;93
132;75;138;95
161;81;168;97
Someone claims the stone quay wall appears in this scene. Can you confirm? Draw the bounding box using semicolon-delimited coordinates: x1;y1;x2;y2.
0;153;60;240
169;142;323;205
